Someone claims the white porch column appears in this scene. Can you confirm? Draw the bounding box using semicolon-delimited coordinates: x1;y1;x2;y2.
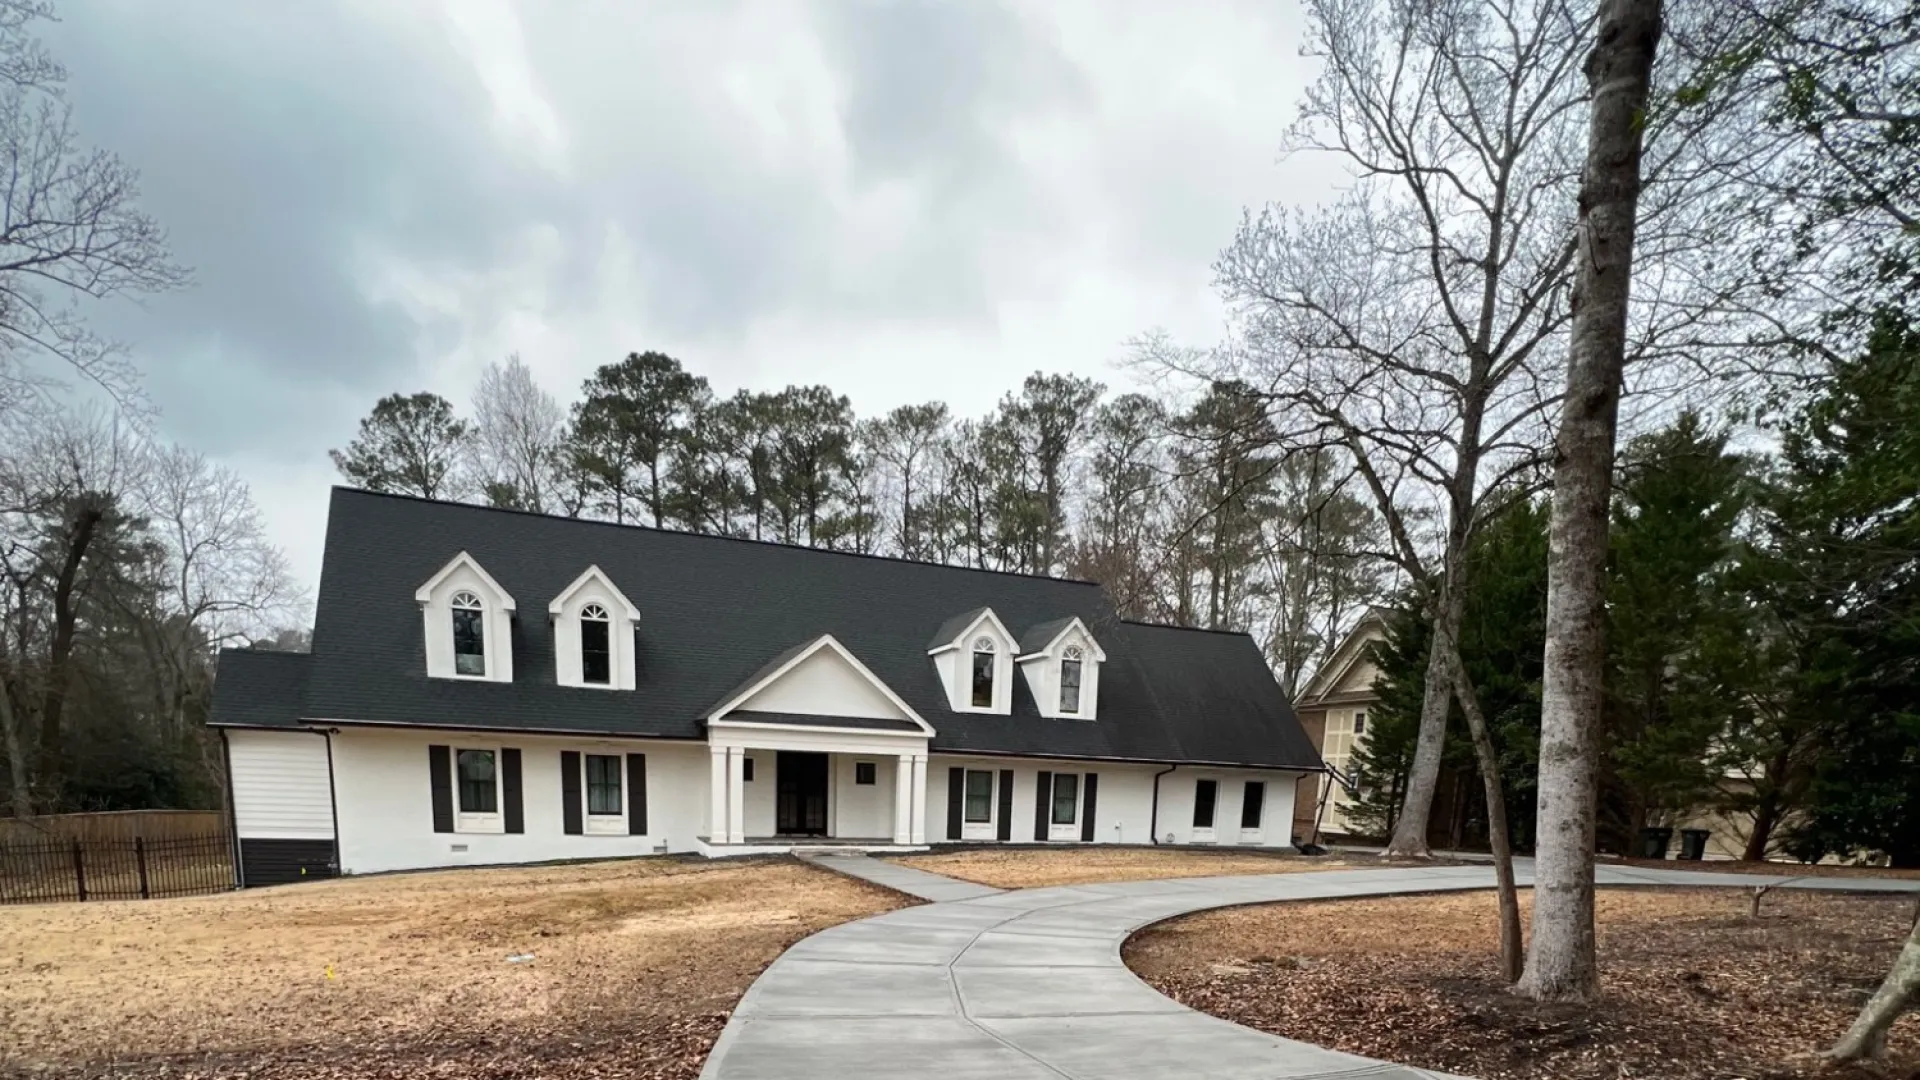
727;746;747;844
708;746;729;844
892;754;913;845
909;754;929;845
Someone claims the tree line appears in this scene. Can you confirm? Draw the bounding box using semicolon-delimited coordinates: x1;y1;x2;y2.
331;355;1386;696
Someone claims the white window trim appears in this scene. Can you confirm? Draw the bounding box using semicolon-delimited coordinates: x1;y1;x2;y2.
1017;621;1105;720
960;768;996;841
929;609;1016;715
582;752;626;836
1047;772;1081;841
449;592;491;681
453;746;504;834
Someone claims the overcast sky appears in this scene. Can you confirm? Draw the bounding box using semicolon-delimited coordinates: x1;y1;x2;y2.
50;0;1339;607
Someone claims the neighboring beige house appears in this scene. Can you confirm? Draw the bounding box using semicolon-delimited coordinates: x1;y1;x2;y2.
1292;610;1388;841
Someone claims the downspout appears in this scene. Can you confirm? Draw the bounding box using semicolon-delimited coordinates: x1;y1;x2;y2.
323;729;343;876
1149;765;1177;845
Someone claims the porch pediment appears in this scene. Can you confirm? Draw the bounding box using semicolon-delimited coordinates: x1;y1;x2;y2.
705;634;934;736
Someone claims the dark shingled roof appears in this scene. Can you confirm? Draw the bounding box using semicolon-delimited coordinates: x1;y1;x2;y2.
724;711;925;733
926;607;991;651
212;488;1319;770
1017;616;1076;655
209;649;311;729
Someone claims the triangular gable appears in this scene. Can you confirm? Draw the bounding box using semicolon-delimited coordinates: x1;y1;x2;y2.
1015;616;1107;661
1297;609;1389;704
925;607;1015;656
708;635;933;735
413;551;516;611
546;564;641;621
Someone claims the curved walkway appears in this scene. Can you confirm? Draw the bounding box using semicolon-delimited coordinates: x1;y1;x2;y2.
701;859;1920;1080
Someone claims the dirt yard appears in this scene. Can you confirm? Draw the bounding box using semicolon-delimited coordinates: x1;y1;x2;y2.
0;856;902;1079
888;846;1425;888
1128;887;1920;1080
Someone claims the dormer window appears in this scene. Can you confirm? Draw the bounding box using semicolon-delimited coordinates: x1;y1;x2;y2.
971;638;996;707
1060;646;1083;714
549;566;641;690
580;603;612;685
417;553;516;682
927;607;1015;713
451;592;486;676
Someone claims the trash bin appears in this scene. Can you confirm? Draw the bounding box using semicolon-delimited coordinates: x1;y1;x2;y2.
1638;826;1674;859
1678;828;1710;861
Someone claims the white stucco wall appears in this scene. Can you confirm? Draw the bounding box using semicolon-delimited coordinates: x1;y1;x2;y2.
735;648;905;719
925;756;1160;845
227;729;335;839
1152;769;1301;847
328;728;708;874
832;754;897;838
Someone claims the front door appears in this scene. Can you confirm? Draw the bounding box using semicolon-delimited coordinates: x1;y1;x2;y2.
775;752;830;836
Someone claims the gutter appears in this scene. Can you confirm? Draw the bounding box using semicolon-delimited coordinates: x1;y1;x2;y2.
1148;764;1177;845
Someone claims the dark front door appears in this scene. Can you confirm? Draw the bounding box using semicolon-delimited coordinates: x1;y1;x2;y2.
776;752;830;836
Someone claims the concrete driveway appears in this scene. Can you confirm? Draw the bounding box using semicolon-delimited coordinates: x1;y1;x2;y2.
699;857;1920;1080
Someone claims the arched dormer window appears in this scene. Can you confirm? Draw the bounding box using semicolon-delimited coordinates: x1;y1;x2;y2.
451;591;486;676
1060;645;1084;714
580;603;611;685
970;637;996;707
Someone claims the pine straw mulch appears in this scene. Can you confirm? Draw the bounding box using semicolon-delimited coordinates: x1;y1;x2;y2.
887;846;1447;889
1616;856;1920;880
1126;887;1920;1080
0;855;904;1080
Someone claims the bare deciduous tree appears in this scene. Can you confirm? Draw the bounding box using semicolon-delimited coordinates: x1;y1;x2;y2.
469;354;566;513
1518;0;1665;1004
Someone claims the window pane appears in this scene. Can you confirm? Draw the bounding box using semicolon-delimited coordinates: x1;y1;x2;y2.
1193;779;1216;828
964;770;993;823
970;651;994;707
581;618;611;685
1353;711;1367;734
1059;659;1081;713
457;749;496;813
1241;782;1265;829
855;762;876;785
586;754;622;815
1051;773;1079;825
453;608;485;675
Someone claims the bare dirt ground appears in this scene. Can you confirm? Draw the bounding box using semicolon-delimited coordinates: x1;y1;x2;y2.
1128;887;1920;1080
0;856;902;1080
888;846;1433;888
1616;855;1920;879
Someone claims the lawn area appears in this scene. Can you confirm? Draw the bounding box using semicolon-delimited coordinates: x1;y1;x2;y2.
0;855;903;1079
887;846;1421;888
1127;887;1920;1080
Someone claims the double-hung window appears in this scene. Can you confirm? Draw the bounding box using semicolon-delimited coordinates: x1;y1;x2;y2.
1049;772;1080;839
970;639;996;707
455;748;502;832
580;603;612;686
583;753;625;835
1059;647;1083;714
963;770;994;825
451;592;486;676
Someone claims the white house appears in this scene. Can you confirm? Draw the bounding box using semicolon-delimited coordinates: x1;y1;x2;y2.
210;488;1326;885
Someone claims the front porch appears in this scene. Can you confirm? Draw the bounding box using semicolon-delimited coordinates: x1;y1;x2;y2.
703;739;932;856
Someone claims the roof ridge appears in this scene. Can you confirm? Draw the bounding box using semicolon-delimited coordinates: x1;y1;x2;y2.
332;486;1105;587
1120;618;1259;640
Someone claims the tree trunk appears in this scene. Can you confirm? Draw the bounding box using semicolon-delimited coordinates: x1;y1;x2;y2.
1743;795;1779;863
1518;0;1663;1004
1386;573;1467;857
0;681;31;818
37;502;105;780
1827;917;1920;1060
1443;636;1523;982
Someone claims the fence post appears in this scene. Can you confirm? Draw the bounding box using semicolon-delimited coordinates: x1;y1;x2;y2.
71;838;87;902
135;837;150;899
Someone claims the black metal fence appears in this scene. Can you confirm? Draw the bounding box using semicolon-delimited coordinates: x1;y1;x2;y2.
0;833;234;905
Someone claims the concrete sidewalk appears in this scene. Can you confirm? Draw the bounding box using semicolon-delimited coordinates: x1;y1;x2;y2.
709;858;1920;1080
799;852;1004;902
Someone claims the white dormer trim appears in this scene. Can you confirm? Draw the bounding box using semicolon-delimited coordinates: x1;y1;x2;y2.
549;565;640;690
416;552;515;682
1019;619;1105;720
928;608;1016;714
708;634;934;735
547;565;640;622
415;551;516;612
1015;617;1107;662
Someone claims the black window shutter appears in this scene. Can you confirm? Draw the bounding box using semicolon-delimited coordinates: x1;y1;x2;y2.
946;767;964;840
428;745;453;833
995;769;1014;841
1034;770;1052;841
627;753;648;835
502;748;524;834
561;750;583;835
1080;773;1099;842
